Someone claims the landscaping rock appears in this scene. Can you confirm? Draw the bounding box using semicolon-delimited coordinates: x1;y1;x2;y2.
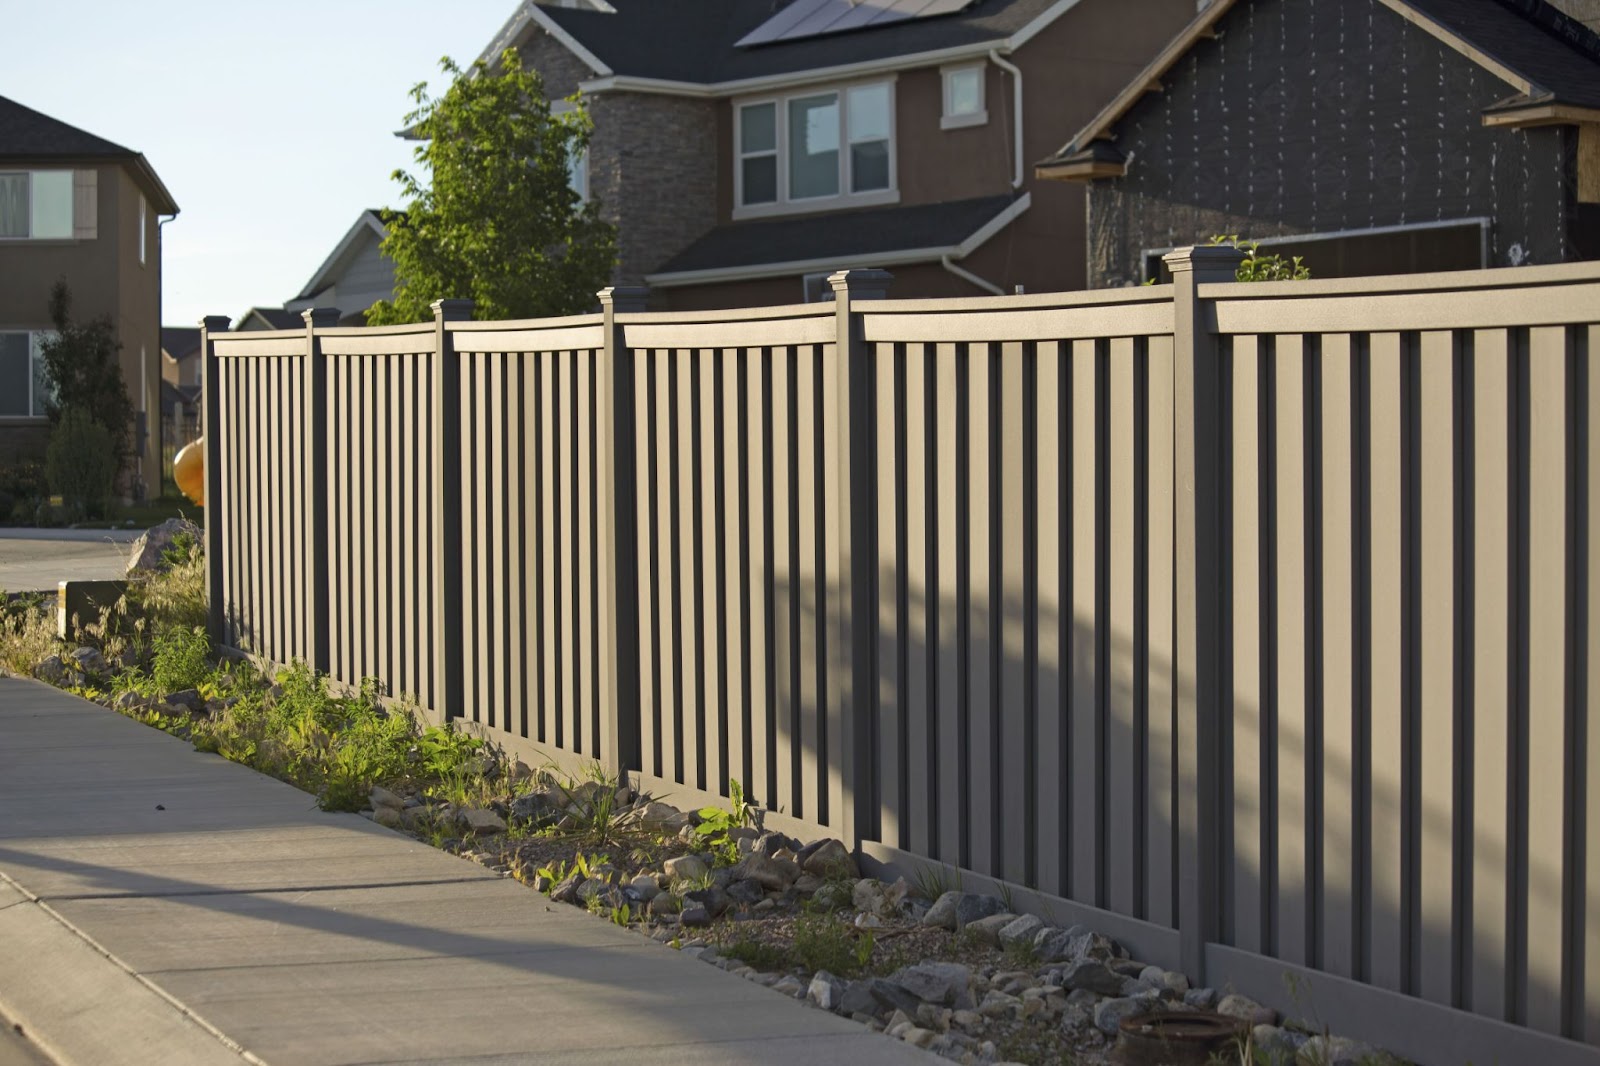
753;832;791;858
163;688;205;712
647;894;681;918
1060;959;1126;997
33;655;66;685
964;912;1019;946
663;855;709;882
922;891;963;930
1182;986;1219;1010
1092;992;1159;1036
813;880;853;911
509;791;553;822
456;808;506;835
953;894;1009;930
840;977;923;1019
1297;1035;1385;1066
679;905;711;928
1217;993;1276;1027
998;914;1045;948
69;646;110;676
889;962;975;1009
575;879;609;904
725;878;765;905
807;971;850;1011
978;990;1022;1018
126;518;202;574
683;886;730;917
1032;924;1084;962
550;874;583;903
372;807;403;829
369;786;404;811
772;975;807;998
801;838;859;879
639;801;683;830
742;853;800;891
1251;1024;1307;1064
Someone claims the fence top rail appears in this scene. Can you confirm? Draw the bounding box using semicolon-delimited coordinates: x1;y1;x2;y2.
1200;258;1600;302
211;333;305;359
616;301;831;326
314;322;437;339
866;283;1176;316
1208;275;1600;335
448;312;603;332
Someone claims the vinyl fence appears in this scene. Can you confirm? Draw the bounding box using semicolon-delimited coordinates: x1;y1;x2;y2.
202;251;1600;1066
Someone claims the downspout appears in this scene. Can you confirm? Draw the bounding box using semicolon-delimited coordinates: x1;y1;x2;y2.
988;49;1024;189
157;212;178;496
939;49;1026;296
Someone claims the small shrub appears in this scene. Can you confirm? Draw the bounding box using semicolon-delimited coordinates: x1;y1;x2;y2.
694;778;754;865
45;407;119;520
149;626;211;692
719;938;789;972
0;593;56;677
790;907;873;977
1208;234;1311;282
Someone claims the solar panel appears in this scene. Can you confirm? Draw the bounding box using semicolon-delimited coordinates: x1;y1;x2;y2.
736;0;975;47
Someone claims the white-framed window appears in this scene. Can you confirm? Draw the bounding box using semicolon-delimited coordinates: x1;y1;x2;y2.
567;145;589;203
0;331;56;418
0;170;73;239
139;194;147;264
735;79;897;218
942;63;987;129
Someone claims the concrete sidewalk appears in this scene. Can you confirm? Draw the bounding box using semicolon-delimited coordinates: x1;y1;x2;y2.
0;679;933;1066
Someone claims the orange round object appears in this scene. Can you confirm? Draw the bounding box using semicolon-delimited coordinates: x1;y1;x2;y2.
174;439;205;505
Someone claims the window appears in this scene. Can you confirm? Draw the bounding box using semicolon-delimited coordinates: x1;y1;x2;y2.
0;331;55;417
567;145;589;203
942;63;987;129
0;171;72;239
139;195;147;263
735;80;896;216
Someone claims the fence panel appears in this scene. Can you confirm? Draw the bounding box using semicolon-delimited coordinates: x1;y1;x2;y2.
1206;266;1600;1058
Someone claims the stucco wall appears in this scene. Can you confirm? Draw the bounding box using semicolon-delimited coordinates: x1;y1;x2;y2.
1085;0;1575;287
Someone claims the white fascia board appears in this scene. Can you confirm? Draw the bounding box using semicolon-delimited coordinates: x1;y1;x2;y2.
579;0;1082;98
476;1;613;77
955;192;1031;257
647;195;1031;287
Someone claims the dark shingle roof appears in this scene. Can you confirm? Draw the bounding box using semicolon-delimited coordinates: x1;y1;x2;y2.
0;94;134;158
160;327;201;362
653;193;1021;276
536;0;1057;83
1404;0;1600;109
238;307;304;331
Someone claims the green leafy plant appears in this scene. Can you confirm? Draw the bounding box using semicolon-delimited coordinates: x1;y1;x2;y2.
791;905;873;977
45;407;119;521
37;282;134;469
718;937;789;972
149;626;211;693
694;778;754;865
1208;234;1312;282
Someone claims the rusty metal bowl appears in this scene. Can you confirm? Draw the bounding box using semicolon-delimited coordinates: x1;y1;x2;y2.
1113;1010;1248;1065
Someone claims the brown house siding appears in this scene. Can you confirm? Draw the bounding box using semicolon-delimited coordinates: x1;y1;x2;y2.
0;160;163;493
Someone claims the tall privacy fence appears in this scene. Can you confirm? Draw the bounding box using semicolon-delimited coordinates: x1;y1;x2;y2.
202;250;1600;1065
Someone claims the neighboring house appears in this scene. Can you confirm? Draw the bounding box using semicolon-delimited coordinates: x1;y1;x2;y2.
159;326;201;460
282;209;394;325
160;325;200;391
480;0;1198;309
1035;0;1600;287
236;306;303;331
0;93;178;492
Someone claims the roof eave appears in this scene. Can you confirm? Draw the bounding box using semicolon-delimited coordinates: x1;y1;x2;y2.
1035;157;1126;183
293;210;388;303
1481;102;1600;128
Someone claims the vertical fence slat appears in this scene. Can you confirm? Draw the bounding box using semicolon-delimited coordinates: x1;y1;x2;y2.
1146;333;1176;927
1525;326;1568;1036
578;349;596;755
796;345;822;823
1320;333;1357;980
721;348;747;793
507;354;526;736
1585;323;1600;1047
700;350;724;790
1231;334;1265;954
1418;330;1458;1006
673;348;697;781
1108;338;1139;916
876;343;903;849
999;341;1028;885
542;351;561;747
658;350;682;786
1368;330;1407;994
935;341;962;865
904;343;934;861
1275;334;1310;967
1070;338;1101;906
968;342;994;874
745;347;771;808
1036;341;1066;899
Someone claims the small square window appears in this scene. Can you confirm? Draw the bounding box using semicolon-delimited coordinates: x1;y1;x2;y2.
942;65;987;130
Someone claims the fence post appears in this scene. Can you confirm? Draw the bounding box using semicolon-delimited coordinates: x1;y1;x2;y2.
303;308;339;675
1165;244;1243;983
431;299;473;722
828;268;893;848
200;315;231;648
597;285;649;776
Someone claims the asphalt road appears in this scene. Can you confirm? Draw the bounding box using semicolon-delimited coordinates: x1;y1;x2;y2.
0;530;142;593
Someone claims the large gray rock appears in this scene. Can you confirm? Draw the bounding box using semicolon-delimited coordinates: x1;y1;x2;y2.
889;962;974;1009
1217;993;1276;1027
663;855;710;882
725;878;765;905
742;853;800;891
1297;1036;1386;1066
509;791;554;822
1251;1025;1307;1064
68;645;110;676
1182;986;1219;1010
1092;992;1160;1035
964;912;1018;946
1060;959;1127;997
163;688;205;712
33;655;66;684
682;886;730;917
953;894;1009;930
998;914;1045;948
807;971;850;1012
801;838;859;879
126;518;202;575
550;874;584;903
840;977;923;1019
456;808;506;835
922;891;964;930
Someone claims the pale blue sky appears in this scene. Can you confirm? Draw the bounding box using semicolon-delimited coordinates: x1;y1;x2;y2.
5;1;519;328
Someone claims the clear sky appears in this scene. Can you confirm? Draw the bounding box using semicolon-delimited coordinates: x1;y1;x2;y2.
5;0;519;328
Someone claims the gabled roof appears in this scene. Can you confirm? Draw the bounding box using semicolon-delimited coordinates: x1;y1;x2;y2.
292;210;387;303
1036;0;1600;178
487;0;1076;89
236;307;303;332
647;193;1030;286
0;94;179;214
160;327;201;363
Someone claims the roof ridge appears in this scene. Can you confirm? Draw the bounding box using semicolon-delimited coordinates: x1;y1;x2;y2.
1493;0;1600;66
0;92;135;158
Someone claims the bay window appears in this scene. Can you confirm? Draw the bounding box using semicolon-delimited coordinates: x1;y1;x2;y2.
735;79;896;216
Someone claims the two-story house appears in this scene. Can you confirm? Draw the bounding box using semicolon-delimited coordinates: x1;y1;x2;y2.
282;209;395;325
0;94;178;494
1034;0;1600;286
482;0;1198;310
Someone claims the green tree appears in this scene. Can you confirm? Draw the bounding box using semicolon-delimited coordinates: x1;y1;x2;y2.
367;49;617;325
45;407;118;520
37;281;134;465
